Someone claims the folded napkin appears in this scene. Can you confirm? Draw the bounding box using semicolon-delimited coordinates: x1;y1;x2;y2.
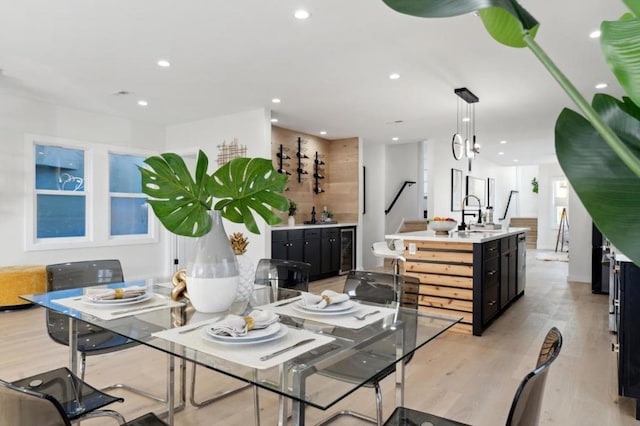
301;290;350;309
209;310;279;337
85;285;146;301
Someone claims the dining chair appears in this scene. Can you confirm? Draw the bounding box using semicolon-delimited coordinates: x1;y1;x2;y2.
0;367;169;426
315;270;420;426
371;241;405;275
189;259;311;426
45;260;165;403
382;327;563;426
0;366;125;425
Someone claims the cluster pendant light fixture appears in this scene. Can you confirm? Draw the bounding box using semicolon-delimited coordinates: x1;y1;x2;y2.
451;87;481;171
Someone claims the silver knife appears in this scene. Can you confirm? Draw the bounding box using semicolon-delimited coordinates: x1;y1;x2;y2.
110;303;169;315
274;296;302;307
259;338;315;361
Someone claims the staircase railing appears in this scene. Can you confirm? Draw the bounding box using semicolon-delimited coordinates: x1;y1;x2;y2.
385;181;416;215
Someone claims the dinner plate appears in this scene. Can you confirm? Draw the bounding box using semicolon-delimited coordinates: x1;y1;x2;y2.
292;301;360;316
202;324;288;345
81;292;152;306
206;322;282;342
295;300;355;312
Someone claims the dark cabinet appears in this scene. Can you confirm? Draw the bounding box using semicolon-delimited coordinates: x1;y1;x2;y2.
482;256;500;323
321;228;340;276
303;229;321;278
500;236;517;308
616;260;640;419
271;230;304;262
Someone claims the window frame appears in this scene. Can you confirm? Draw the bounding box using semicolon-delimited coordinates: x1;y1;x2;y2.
25;134;158;251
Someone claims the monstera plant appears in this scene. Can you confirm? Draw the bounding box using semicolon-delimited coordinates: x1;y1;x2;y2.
383;0;640;265
139;150;289;236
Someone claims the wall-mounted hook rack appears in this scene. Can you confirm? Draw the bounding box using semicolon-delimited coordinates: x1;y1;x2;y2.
296;137;308;183
313;152;325;194
277;144;290;176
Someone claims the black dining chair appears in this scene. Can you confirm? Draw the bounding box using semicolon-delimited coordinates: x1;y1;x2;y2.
45;260;165;403
189;258;312;426
382;327;563;426
0;367;169;426
315;270;420;426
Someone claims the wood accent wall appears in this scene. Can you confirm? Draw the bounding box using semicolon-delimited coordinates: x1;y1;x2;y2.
271;126;358;224
509;217;537;249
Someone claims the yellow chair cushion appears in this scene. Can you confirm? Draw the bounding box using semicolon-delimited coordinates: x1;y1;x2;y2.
0;265;46;307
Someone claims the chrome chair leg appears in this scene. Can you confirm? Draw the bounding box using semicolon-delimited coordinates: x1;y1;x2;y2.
189;364;251;408
314;382;383;426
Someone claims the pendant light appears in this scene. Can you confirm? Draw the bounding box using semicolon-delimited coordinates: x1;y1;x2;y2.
451;87;480;171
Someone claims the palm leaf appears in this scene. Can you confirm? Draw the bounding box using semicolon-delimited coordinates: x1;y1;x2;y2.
139;151;212;237
208;157;289;234
601;12;640;108
555;94;640;265
382;0;538;47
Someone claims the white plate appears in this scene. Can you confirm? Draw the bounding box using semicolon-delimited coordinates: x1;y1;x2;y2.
295;300;355;312
202;324;288;345
206;322;282;342
292;301;360;316
81;292;152;306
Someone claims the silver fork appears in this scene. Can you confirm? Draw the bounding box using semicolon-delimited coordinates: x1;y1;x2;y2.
353;310;380;321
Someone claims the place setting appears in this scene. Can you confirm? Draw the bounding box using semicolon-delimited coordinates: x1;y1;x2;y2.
50;282;185;320
153;309;335;369
258;290;396;330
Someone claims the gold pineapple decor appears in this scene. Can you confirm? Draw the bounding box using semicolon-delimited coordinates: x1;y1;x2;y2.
229;232;249;255
229;232;254;307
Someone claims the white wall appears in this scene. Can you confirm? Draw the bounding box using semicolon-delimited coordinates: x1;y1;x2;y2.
165;108;272;270
0;92;167;279
362;143;386;269
568;184;591;283
385;142;421;233
515;165;539;217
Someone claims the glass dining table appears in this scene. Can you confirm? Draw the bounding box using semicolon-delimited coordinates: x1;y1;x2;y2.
21;280;461;426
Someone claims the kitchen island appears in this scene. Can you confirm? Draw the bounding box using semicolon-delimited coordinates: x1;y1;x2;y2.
385;227;529;335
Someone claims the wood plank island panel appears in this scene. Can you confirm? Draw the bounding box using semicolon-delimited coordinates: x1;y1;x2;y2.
403;238;476;333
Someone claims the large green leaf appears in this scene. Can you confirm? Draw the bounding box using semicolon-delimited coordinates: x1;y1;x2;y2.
382;0;539;46
555;94;640;265
139;150;213;237
601;11;640;108
624;0;640;17
208;157;289;234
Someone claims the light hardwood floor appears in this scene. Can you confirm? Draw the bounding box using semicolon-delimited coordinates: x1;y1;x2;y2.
1;251;636;425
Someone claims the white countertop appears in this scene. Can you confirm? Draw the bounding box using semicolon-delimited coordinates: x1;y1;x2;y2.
272;222;358;231
386;227;529;244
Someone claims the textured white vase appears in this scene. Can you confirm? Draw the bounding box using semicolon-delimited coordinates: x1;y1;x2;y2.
235;254;256;304
186;210;239;313
288;215;295;226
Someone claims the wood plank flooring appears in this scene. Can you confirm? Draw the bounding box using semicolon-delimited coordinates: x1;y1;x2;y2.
1;251;636;425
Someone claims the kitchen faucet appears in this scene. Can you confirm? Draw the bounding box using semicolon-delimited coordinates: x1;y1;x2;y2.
459;194;482;231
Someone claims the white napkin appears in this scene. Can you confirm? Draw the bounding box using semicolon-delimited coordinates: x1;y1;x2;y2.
209;310;279;337
85;285;146;301
301;290;350;309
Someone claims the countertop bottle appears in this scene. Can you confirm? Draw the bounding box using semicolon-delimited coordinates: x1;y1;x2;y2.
311;206;316;224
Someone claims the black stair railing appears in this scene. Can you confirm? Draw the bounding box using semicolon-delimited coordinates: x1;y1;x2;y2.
385;181;416;215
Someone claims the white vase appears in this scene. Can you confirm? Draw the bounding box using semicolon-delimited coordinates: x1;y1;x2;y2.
186;210;239;313
288;215;295;226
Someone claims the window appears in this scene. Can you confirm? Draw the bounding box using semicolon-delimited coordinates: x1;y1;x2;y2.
34;144;87;238
109;153;148;236
552;178;568;227
26;134;157;250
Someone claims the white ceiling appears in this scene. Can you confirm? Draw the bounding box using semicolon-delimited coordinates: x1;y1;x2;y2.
0;0;627;166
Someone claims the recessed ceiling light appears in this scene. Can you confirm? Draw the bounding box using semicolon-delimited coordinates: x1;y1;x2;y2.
157;59;171;68
294;9;310;19
498;152;505;156
270;118;278;123
500;140;507;144
462;117;470;122
595;82;608;89
589;30;601;39
389;73;400;80
513;159;519;163
271;98;281;104
392;137;399;141
137;100;148;107
320;131;327;135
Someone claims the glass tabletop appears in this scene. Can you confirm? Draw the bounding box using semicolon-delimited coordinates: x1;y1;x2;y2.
21;280;461;411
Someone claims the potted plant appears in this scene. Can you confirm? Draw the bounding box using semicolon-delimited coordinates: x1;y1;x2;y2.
287;199;297;226
139;150;288;312
382;0;640;265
